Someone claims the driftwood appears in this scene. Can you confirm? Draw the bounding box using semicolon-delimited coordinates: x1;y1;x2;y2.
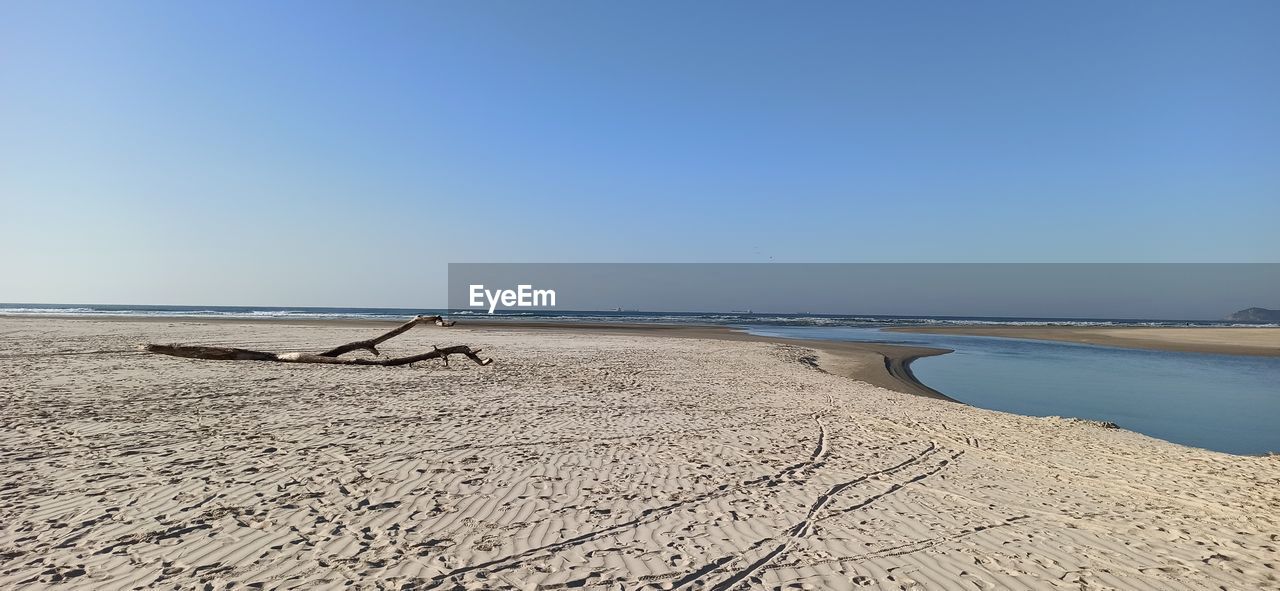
141;315;492;367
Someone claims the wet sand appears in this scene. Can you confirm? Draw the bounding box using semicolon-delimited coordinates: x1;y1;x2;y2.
888;326;1280;357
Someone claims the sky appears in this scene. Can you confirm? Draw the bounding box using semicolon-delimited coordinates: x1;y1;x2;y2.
2;1;1278;308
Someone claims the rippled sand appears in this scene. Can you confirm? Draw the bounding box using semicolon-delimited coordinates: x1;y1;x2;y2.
2;318;1278;590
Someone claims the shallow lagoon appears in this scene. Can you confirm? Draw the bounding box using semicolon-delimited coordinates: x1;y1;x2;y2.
745;326;1280;455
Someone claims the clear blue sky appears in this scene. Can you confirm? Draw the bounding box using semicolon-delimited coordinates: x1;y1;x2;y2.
2;1;1277;306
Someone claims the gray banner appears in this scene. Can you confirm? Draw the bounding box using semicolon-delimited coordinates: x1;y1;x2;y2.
447;263;1279;320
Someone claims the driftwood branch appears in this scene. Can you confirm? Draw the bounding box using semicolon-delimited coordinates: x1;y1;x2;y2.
316;315;454;357
141;315;491;367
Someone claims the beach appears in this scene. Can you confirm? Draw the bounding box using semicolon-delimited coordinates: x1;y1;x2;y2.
2;317;1279;590
888;326;1280;357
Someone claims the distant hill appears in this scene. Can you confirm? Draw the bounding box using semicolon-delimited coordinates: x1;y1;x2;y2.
1226;307;1280;323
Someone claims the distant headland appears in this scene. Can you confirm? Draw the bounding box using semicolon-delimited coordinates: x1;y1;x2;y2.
1227;307;1280;323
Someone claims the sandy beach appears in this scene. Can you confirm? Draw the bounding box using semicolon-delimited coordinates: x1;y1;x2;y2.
888;326;1280;357
2;317;1279;590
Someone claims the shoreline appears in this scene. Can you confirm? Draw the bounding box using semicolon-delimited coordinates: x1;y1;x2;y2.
0;314;956;401
888;325;1280;357
16;314;1280;399
463;320;957;401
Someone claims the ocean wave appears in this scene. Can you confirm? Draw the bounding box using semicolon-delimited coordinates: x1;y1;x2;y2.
0;306;419;321
0;307;101;315
1;305;1273;328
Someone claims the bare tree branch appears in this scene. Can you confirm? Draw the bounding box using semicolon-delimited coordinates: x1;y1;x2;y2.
140;316;491;367
276;345;490;366
316;315;454;357
142;344;278;362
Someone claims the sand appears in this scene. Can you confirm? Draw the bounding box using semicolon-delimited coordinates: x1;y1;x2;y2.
888;326;1280;357
2;317;1278;590
457;322;954;401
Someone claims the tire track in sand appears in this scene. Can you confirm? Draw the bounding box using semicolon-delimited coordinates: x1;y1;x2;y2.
700;442;952;591
425;416;832;589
